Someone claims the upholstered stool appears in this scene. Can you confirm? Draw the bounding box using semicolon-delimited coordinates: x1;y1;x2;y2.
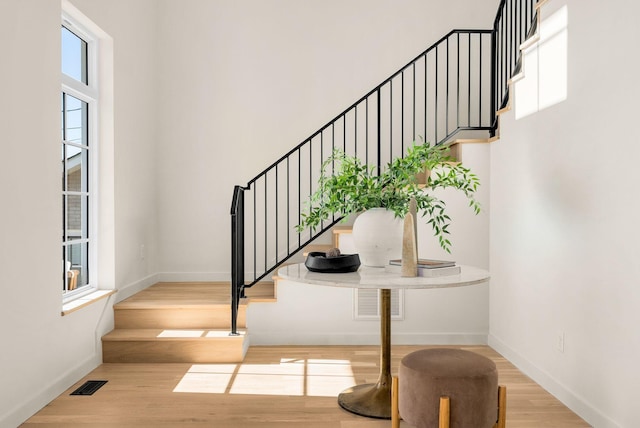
391;348;506;428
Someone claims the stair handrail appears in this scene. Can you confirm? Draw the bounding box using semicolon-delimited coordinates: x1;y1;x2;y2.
245;28;493;189
230;185;245;335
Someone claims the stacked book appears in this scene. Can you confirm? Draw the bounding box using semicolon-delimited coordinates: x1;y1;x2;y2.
385;259;460;277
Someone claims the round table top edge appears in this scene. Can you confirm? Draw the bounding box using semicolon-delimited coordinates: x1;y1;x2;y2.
277;263;490;289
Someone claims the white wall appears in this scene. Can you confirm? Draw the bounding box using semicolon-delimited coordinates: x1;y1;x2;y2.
155;0;499;279
0;1;159;426
489;1;640;427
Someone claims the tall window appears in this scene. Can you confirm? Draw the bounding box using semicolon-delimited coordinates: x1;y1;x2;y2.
62;21;97;295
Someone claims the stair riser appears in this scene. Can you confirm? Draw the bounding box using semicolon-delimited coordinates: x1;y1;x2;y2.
114;307;246;329
102;339;246;363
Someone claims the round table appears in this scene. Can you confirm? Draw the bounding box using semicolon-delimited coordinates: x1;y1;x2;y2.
277;263;490;419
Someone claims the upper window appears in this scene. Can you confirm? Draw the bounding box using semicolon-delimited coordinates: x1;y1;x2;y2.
61;22;96;296
61;26;88;84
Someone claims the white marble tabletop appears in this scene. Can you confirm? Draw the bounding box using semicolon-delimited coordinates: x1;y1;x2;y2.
277;263;490;290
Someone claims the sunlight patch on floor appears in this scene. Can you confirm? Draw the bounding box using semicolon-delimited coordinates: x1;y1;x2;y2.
157;330;205;338
173;358;356;397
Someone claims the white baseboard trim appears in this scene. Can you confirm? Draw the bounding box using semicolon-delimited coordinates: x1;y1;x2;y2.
249;332;487;346
155;271;288;283
488;334;616;428
115;273;160;303
157;271;230;282
1;353;101;428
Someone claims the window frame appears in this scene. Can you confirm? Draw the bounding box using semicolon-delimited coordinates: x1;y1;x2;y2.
61;15;99;301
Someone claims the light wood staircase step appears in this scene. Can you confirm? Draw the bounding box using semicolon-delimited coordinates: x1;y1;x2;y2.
102;328;247;363
103;282;277;364
114;304;246;330
242;281;277;302
302;243;334;256
112;281;277;330
271;264;290;288
332;226;352;248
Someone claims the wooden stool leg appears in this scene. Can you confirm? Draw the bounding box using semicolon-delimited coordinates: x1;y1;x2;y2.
391;377;400;428
439;396;450;428
496;385;507;428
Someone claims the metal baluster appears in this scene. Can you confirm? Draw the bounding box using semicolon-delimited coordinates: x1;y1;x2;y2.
275;164;278;263
297;147;301;248
377;88;381;175
456;32;460;131
480;33;483;127
424;53;428;141
446;37;450;141
389;79;393;160
401;71;405;153
468;33;472;127
264;175;267;273
412;63;416;142
354;105;358;158
286;157;290;257
435;44;438;143
366;97;369;166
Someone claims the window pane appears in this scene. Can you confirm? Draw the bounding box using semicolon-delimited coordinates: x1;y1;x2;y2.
65;195;88;240
61;26;88;84
65;147;86;192
63;94;88;147
60;93;64;140
65;242;88;291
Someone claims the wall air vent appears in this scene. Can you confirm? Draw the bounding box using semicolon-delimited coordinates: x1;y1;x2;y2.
354;289;404;320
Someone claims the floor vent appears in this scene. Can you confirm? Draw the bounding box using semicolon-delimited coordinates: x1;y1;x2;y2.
70;380;108;396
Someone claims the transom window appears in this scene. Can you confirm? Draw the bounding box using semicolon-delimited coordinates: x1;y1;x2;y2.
61;22;96;295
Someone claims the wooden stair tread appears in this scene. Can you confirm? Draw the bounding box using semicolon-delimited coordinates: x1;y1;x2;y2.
102;329;248;363
303;244;333;256
243;281;276;301
332;226;352;234
115;301;231;309
115;282;232;308
103;328;245;341
115;281;276;309
496;104;511;115
104;281;266;363
450;136;499;144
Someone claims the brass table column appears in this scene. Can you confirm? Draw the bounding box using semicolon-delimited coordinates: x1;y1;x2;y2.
337;288;392;419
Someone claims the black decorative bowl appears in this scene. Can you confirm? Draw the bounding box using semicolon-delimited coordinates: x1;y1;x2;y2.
305;252;361;273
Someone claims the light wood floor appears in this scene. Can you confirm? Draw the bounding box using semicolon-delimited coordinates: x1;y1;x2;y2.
23;345;590;427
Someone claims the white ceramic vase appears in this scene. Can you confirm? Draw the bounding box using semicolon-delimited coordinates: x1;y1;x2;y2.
352;208;403;267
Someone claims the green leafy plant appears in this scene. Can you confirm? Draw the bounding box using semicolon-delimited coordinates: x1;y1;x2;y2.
296;142;481;253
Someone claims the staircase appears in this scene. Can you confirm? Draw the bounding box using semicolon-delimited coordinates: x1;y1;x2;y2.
230;0;540;335
102;281;275;363
101;228;354;364
102;0;542;363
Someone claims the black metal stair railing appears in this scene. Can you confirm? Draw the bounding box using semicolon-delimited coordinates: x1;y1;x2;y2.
230;0;538;335
493;0;538;122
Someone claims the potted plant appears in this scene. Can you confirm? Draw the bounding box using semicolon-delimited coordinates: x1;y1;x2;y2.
296;142;481;265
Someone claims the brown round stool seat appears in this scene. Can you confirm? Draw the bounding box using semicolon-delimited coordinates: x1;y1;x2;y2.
399;348;498;428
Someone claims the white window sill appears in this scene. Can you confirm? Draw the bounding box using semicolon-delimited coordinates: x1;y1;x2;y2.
62;289;117;316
